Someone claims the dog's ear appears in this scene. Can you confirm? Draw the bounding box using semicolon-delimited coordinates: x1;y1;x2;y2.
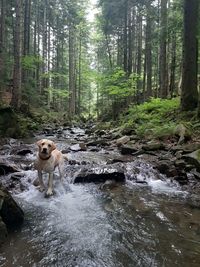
51;141;56;151
36;139;43;147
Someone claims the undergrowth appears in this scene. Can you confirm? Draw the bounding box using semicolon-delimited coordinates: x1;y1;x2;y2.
119;97;199;139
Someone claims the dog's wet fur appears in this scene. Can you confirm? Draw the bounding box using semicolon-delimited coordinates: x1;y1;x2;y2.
34;139;67;197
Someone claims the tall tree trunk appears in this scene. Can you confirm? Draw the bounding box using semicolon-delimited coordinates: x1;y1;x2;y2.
181;0;199;111
145;3;152;99
169;34;176;98
68;24;76;117
0;0;5;91
105;33;112;69
159;0;168;98
23;0;31;56
22;0;31;85
123;0;128;74
42;0;48;90
117;30;123;68
11;0;22;110
136;8;142;102
78;31;82;115
127;4;133;76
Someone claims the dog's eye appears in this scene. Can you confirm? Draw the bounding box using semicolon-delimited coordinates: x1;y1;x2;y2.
42;142;45;146
48;144;52;148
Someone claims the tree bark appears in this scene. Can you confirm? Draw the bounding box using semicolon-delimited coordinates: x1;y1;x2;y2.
0;0;5;91
136;8;142;102
159;0;168;99
169;34;176;98
145;3;152;99
11;0;22;110
181;0;199;111
68;24;76;117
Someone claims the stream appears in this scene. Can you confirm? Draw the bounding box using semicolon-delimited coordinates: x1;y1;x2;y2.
1;127;200;267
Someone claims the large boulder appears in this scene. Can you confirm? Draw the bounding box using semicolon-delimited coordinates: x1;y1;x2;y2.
73;165;125;183
0;187;24;229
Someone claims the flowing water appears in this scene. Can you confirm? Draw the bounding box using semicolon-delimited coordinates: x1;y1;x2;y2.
1;129;200;267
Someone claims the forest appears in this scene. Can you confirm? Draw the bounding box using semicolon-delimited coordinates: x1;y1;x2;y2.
0;0;199;128
1;1;200;266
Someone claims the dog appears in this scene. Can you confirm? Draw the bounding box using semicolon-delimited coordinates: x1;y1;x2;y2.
34;139;67;196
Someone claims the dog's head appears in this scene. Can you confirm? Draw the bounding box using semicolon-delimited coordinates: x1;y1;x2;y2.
36;139;56;157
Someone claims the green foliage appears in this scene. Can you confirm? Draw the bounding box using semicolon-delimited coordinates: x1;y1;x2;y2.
99;67;138;98
120;98;180;139
44;87;69;98
22;56;42;70
41;72;67;80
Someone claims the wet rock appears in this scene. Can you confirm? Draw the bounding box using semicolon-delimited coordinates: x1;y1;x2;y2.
190;169;200;180
110;155;134;163
43;127;54;135
174;159;186;169
142;142;165;151
10;144;33;156
88;147;101;152
120;144;139;155
33;177;39;186
94;129;107;136
73;165;125;183
0;217;7;245
70;143;87;152
11;172;25;181
0;144;11;150
116;136;130;146
183;149;200;171
154;161;178;177
0;186;24;228
135;180;148;184
100;180;118;190
0;162;20;175
86;139;109;147
16;149;33;156
173;175;188;185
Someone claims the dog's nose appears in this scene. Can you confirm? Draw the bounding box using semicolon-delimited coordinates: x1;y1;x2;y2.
42;148;47;153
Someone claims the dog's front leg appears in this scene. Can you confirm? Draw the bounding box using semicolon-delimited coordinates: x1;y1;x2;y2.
58;163;64;183
38;171;45;192
46;172;54;196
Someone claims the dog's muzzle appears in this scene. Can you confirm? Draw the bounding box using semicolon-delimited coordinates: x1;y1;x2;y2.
42;148;47;154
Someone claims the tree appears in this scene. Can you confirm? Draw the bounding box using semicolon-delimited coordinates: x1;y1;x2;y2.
181;0;199;111
11;0;22;110
159;0;168;98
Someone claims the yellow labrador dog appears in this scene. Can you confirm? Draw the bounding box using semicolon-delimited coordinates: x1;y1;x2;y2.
35;139;67;196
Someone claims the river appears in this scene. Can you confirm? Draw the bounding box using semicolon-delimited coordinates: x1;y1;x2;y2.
0;127;200;267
